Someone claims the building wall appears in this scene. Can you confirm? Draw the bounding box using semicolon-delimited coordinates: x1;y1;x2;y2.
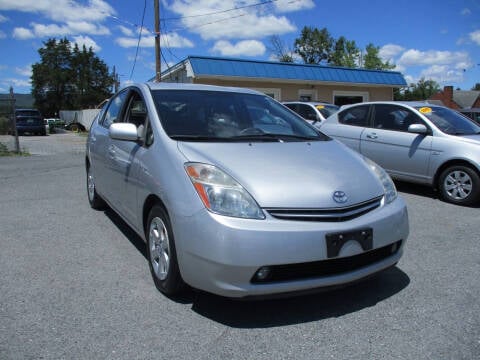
189;78;394;103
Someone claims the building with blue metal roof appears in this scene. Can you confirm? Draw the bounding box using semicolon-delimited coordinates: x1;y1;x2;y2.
159;56;407;105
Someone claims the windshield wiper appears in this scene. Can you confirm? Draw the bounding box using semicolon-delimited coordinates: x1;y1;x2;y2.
229;133;319;142
170;135;224;142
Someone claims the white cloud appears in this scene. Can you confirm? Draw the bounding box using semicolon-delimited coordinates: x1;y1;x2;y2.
379;44;405;62
167;0;296;40
0;14;8;22
30;22;110;38
0;0;115;22
211;39;266;56
420;65;465;84
12;27;34;39
15;65;31;77
118;25;134;37
470;30;480;45
6;78;31;88
116;32;194;48
397;49;472;68
274;0;315;13
73;36;101;52
461;8;471;15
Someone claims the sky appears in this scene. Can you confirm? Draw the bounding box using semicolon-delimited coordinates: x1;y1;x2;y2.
0;0;479;94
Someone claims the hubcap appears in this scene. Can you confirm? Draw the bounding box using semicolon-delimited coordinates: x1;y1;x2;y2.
87;169;95;201
444;170;472;200
149;217;170;281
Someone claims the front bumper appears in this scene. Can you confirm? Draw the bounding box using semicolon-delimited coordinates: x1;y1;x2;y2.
173;196;409;298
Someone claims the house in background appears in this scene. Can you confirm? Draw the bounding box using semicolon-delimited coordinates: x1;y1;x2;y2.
429;86;480;110
158;56;407;106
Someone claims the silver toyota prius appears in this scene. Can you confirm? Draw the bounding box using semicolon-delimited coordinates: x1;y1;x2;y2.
86;83;409;298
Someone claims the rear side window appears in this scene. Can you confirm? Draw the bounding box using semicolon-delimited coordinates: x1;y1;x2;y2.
338;105;369;126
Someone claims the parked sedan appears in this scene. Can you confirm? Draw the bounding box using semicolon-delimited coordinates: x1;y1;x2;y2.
321;101;480;206
283;101;339;125
86;83;408;298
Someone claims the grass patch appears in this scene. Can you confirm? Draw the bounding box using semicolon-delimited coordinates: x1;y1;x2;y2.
0;142;29;156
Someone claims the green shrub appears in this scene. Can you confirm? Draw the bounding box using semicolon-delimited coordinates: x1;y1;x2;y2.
0;117;11;135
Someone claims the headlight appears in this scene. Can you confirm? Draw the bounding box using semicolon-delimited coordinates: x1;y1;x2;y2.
364;157;397;204
185;162;265;219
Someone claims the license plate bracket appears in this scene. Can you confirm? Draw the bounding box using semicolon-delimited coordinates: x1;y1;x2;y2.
326;228;373;258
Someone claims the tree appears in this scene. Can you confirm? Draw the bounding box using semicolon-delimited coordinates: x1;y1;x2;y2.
267;35;294;63
330;36;360;67
294;26;334;65
363;43;395;70
394;78;440;101
31;38;114;117
472;83;480;91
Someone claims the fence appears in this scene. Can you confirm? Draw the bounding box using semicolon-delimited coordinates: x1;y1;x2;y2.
0;90;20;153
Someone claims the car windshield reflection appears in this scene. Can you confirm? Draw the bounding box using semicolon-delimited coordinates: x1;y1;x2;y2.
417;106;480;135
152;90;326;142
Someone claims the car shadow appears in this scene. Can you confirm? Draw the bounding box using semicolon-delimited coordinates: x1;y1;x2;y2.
394;180;480;208
104;208;148;260
104;208;410;328
188;267;410;328
394;180;438;199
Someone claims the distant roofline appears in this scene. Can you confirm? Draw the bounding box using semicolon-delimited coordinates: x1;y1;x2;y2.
183;55;405;76
159;55;407;87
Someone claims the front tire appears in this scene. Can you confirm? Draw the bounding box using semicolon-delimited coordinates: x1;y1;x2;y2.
439;165;480;206
86;165;106;210
147;205;184;296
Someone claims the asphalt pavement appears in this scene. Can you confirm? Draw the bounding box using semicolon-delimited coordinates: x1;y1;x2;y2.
0;133;479;359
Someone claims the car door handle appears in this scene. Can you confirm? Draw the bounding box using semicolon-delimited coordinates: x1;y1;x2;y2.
366;133;378;139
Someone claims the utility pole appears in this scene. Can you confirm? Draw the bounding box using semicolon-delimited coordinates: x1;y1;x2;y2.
154;0;161;82
10;86;19;153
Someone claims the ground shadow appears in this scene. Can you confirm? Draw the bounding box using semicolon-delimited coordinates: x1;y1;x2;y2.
188;267;409;328
394;180;438;199
104;208;148;260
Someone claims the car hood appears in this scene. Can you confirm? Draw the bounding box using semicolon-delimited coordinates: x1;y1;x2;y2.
178;140;385;208
456;134;480;144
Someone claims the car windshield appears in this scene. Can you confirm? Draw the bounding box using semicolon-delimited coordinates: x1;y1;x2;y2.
416;106;480;135
316;104;339;119
152;90;326;142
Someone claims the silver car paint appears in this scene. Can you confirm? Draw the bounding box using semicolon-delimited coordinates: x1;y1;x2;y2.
321;101;480;185
87;84;409;298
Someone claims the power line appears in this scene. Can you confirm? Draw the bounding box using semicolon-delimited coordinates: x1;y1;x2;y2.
129;0;147;80
161;0;280;21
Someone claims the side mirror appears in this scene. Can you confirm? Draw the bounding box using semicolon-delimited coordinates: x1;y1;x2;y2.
408;123;428;134
109;123;140;141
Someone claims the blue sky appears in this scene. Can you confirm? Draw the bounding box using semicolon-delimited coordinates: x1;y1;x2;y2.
0;0;479;94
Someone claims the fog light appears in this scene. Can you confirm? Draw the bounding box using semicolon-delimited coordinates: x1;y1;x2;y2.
255;266;272;281
391;242;398;253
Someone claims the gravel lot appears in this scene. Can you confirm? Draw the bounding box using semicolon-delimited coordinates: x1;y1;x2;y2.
0;133;479;359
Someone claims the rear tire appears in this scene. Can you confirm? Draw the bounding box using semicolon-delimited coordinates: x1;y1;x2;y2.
439;165;480;206
146;205;185;296
86;165;106;210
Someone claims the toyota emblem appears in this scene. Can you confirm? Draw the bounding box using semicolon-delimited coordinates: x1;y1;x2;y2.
333;191;348;204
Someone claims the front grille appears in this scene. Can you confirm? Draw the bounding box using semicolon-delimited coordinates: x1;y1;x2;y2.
265;196;383;222
251;240;402;284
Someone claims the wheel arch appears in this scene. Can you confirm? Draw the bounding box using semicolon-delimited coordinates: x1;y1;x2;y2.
142;195;168;238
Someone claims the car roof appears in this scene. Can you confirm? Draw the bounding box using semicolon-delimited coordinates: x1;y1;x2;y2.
339;101;446;110
282;101;335;106
459;108;480;112
143;82;263;95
